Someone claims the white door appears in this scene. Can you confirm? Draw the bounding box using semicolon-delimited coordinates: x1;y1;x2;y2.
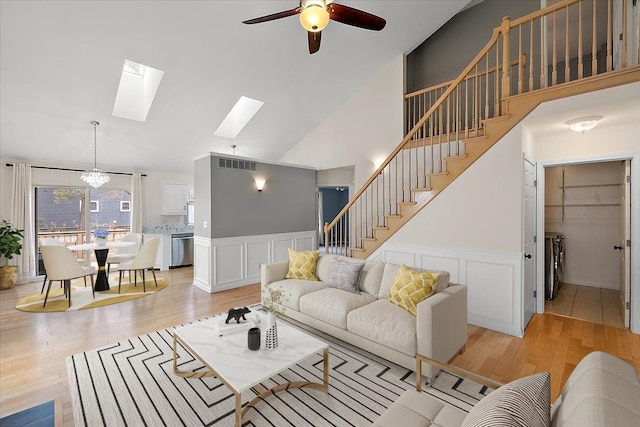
523;157;537;328
620;160;631;327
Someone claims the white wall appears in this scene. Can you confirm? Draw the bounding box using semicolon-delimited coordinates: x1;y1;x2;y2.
278;56;405;190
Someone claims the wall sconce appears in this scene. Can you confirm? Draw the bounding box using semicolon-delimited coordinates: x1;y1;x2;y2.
567;116;601;133
255;178;266;192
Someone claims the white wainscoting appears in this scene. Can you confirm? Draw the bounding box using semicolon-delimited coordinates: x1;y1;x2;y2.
193;230;317;293
372;243;524;337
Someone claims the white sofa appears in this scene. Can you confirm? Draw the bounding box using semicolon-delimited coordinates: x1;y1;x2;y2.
373;351;640;427
260;255;468;381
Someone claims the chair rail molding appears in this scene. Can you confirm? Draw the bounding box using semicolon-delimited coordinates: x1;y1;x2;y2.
193;231;316;293
371;242;524;337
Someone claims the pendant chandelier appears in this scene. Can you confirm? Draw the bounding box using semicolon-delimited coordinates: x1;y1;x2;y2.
81;121;110;188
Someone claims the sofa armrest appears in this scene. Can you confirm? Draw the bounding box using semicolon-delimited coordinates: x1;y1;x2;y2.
416;284;467;379
260;261;289;288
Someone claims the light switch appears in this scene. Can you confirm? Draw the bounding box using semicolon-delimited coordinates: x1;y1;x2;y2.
203;220;208;228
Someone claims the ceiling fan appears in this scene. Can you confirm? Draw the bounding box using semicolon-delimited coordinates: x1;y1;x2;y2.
243;0;386;54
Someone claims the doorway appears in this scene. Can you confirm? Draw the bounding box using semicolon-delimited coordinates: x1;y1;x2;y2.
318;187;349;248
542;160;631;328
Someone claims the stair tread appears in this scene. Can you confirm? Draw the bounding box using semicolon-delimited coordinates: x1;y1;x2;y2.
350;247;365;252
361;237;376;241
399;201;417;205
385;214;402;218
428;171;449;177
373;226;389;230
443;155;468;161
412;187;433;192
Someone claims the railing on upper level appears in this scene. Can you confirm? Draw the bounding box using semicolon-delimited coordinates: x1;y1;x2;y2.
324;0;635;256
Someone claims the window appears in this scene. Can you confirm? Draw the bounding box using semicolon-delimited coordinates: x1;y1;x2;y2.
90;201;99;212
120;201;131;212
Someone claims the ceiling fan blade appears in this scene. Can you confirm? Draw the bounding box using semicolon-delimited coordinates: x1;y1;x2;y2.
328;3;386;31
308;31;322;54
242;7;301;25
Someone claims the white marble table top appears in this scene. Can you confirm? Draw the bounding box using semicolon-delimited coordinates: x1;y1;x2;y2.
68;241;136;251
173;312;328;393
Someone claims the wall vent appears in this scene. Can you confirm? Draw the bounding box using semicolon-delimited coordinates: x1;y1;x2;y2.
218;158;257;171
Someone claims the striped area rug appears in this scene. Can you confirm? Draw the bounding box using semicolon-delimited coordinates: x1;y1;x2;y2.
67;309;491;426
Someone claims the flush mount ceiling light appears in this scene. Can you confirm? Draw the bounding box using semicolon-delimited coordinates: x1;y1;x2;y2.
567;116;601;133
81;121;110;188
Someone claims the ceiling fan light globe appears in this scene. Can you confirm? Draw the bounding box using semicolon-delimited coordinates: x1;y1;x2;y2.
300;5;329;32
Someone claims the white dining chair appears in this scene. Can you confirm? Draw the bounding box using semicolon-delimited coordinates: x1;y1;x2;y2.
40;246;97;308
39;238;93;293
117;238;161;293
106;233;142;274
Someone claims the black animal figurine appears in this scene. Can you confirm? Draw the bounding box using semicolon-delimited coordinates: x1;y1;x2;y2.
226;307;251;324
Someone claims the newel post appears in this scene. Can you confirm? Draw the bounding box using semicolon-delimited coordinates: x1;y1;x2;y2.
500;16;511;114
324;222;329;251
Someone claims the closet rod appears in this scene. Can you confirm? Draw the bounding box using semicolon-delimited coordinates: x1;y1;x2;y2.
4;163;146;177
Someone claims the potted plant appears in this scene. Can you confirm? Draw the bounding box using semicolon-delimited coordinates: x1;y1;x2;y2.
0;220;24;290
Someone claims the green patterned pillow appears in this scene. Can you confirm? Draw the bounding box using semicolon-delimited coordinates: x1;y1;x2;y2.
285;249;319;281
388;265;439;315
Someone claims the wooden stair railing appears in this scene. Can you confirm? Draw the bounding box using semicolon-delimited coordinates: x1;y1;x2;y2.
324;0;640;259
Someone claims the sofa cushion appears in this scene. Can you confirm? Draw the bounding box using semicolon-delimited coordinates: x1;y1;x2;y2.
267;279;326;311
299;288;376;329
462;372;550;427
379;263;450;299
326;259;364;293
388;265;438;316
551;351;640;427
285;249;319;281
373;390;467;427
347;299;416;357
316;254;336;283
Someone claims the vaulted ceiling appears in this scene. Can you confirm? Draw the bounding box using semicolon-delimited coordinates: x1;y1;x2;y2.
0;1;471;174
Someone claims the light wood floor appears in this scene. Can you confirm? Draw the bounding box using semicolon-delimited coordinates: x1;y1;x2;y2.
1;268;639;426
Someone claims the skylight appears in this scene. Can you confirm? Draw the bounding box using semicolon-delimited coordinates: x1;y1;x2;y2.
214;96;264;139
112;59;164;122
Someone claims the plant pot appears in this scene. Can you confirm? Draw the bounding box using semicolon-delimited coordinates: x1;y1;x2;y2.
0;266;18;290
95;238;107;246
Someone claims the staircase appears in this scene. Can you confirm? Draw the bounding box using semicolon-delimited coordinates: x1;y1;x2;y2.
324;0;640;259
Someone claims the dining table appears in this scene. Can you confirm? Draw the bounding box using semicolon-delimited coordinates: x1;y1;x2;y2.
67;241;136;291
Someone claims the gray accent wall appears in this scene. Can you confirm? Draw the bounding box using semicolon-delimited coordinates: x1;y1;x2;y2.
195;155;317;239
406;0;540;93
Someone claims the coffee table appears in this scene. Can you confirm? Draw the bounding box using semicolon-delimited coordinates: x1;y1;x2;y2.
172;313;329;426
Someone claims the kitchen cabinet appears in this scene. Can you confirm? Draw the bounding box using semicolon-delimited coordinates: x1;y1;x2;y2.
162;183;188;215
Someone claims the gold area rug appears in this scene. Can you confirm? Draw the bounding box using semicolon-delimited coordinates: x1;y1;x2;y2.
15;278;168;313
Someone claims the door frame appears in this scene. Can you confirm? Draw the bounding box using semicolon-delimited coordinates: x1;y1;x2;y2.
536;154;639;333
523;155;537;329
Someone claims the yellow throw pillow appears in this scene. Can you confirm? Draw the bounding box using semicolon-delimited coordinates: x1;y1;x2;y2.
388;265;439;316
285;249;319;281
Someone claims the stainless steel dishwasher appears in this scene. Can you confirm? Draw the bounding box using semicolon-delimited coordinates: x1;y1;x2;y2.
170;233;193;268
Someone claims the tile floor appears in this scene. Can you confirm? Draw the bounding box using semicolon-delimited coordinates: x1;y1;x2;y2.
545;283;625;328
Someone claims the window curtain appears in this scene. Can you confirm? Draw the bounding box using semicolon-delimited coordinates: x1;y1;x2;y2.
130;173;143;234
10;163;36;281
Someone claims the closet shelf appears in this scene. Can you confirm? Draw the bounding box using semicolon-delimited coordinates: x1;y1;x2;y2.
559;184;620;188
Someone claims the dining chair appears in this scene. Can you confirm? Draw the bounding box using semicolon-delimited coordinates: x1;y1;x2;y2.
39;238;93;293
117;238;161;293
40;246;97;308
106;233;142;274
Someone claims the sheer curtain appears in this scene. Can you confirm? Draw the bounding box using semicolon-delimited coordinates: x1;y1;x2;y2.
10;163;36;281
130;173;143;234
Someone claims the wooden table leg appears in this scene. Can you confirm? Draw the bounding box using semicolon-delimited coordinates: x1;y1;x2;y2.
323;348;329;392
235;392;242;427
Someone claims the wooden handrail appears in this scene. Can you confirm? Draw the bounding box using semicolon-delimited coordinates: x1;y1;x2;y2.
405;58;522;99
509;0;580;27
